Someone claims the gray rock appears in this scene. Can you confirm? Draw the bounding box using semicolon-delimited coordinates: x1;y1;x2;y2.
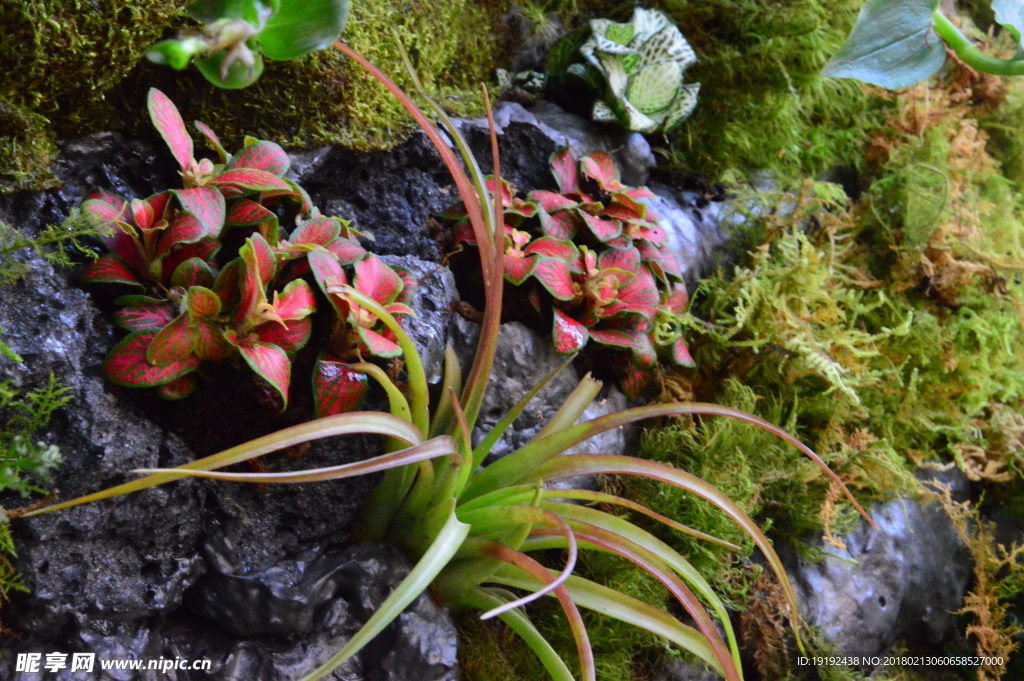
783;468;972;659
456;101;656;188
381;256;459;385
652;656;720;681
451;318;627;470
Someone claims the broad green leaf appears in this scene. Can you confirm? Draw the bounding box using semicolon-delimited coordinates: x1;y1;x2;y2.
195;48;264;89
298;508;469;681
146;38;206;70
822;0;944;89
994;0;1024;50
258;0;351;62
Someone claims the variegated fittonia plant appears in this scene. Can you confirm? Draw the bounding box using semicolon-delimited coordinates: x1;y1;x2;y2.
559;7;700;133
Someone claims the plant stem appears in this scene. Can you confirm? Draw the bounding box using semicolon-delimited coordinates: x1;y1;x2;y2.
932;10;1024;76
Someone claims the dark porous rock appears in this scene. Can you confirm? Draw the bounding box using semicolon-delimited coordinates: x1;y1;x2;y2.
451;318;627;468
652;657;720;681
381;255;459;385
783;468;972;659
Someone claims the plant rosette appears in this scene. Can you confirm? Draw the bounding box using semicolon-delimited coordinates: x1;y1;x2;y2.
447;148;694;398
83;88;411;413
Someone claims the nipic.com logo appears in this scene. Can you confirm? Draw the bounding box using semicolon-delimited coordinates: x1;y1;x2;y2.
15;653;213;673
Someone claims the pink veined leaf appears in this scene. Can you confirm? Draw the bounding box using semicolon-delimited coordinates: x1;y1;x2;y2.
504;254;538;286
601;194;647;222
146;315;195;366
588;328;647;350
210;169;293;198
161;239;220;285
484;176;514;207
553;308;589;355
598;245;641;274
157;373;197;400
84;255;144;287
603;267;660;319
308;250;348;290
186;286;222;318
525;236;578;261
672;337;696;368
617;365;654;399
174;187;226;238
580;152;625;192
354;255;404;305
282;178;313;213
154;211;206;259
94;221;146;271
170;257;216;289
631;220;668;248
83;192;127;220
231;335;292;409
225;199;276;226
131;198;156;231
550;147;579;194
357;326;402;358
247;232;278;284
212;259;242;309
273;279;316;320
637;239;682;281
384;302;414;317
255;317;312;354
114;303;176;332
624;187;655;199
194;120;229;163
664;282;690;315
228;140;291;176
528;190;578;213
392;266;417;305
291;217;341;246
604;235;633;250
313;356;368;418
147;88;193;172
325;237;368;266
190;318;234;361
632;333;657;368
579;211;622;243
533;257;576;301
539;208;577;240
104;331;200;388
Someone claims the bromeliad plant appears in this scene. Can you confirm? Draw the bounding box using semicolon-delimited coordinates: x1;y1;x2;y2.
24;43;876;681
83;88;411;411
447;149;693;398
825;0;1024;89
147;0;350;88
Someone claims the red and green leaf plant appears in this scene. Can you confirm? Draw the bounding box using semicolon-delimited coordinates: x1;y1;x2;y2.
447;147;693;398
84;88;410;409
22;44;878;681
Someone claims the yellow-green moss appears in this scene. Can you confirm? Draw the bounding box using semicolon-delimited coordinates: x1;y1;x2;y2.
0;100;58;193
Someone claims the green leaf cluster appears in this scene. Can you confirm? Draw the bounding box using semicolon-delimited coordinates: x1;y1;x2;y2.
0;213;109;285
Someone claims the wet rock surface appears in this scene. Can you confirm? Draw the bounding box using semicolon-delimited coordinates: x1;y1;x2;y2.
782;469;972;660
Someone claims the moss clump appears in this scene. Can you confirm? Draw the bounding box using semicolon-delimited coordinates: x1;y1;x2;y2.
0;0;189;125
579;0;894;182
0;100;58;193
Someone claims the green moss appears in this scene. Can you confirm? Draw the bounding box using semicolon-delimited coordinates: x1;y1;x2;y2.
0;100;58;193
579;0;893;181
0;1;190;124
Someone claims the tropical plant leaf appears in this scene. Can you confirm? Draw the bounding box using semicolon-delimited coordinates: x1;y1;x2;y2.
211;168;294;198
228;140;291;176
170;257;217;289
553;308;589;355
579;211;622;242
195;120;229;163
259;0;351;62
580;152;625;192
147;88;193;171
326;237;367;265
157;373;196;400
255;317;311;353
549;148;579;194
233;336;291;408
84;255;143;287
146;315;194;366
822;0;944;89
104;331;200;388
274;279;316;320
357;326;402;358
313;356;368;417
173;187;226;238
354;255;404;305
525;236;578;261
539;208;577;240
114;303;176;332
186;286;222;318
504;255;538;285
529;190;578;213
291;217;341;246
533;257;576;301
153;212;206;260
225;198;277;227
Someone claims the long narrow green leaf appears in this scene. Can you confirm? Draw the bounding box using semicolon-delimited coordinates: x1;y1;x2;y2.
525;454;807;654
538;502;741;676
542;489;741;551
25;411;421;516
490;568;723;677
471;357;574;467
429;344;463;438
465;403;873;530
459;588;576;681
299;508;470;681
349;361;412;425
485;544;595;681
531;373;602;443
134;437;457;484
